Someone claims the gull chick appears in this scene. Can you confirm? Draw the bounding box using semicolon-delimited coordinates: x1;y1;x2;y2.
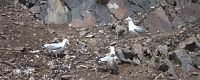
42;38;69;53
125;17;146;34
114;21;127;38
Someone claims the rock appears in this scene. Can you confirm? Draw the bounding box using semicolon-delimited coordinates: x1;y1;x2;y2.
174;49;195;72
63;0;83;9
47;60;56;69
178;36;200;52
85;34;95;38
171;16;185;28
77;41;87;49
107;0;132;20
196;34;200;42
94;4;114;26
191;50;200;67
79;77;86;80
14;47;25;51
155;45;168;58
143;47;151;58
69;0;96;27
29;4;41;14
132;44;143;61
134;0;160;11
163;59;179;80
179;2;200;23
60;75;72;80
142;7;174;34
45;0;71;24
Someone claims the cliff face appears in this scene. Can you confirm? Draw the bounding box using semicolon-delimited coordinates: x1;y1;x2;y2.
19;0;200;33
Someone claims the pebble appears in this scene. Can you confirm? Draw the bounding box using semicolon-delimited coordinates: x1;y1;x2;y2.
14;47;24;51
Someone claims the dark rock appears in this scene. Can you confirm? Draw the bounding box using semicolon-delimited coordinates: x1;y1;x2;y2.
96;0;109;5
143;47;151;58
115;48;140;65
178;36;200;52
142;7;174;34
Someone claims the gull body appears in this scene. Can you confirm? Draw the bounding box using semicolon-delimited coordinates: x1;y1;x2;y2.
43;38;69;53
99;46;119;62
125;17;146;34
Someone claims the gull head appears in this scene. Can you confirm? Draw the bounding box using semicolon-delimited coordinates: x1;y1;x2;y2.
63;38;70;45
125;17;132;21
109;46;115;55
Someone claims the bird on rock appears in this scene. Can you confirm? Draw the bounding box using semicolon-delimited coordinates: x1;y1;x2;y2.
125;17;146;34
42;38;69;53
99;46;119;62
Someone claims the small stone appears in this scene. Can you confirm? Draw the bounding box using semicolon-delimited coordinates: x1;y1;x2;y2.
98;30;104;33
77;41;87;49
18;22;25;26
85;34;95;38
110;41;118;46
79;77;86;80
14;47;25;51
191;72;198;75
29;76;35;80
30;50;40;53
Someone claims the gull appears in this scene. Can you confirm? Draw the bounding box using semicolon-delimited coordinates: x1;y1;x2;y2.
125;17;146;34
42;38;69;53
99;46;119;62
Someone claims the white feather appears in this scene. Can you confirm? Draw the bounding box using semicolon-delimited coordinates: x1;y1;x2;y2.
43;38;69;53
99;46;119;62
125;17;145;33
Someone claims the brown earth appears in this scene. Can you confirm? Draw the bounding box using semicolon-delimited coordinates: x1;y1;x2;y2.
0;1;200;80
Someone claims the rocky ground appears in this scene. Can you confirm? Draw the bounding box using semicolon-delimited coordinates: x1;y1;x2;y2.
1;0;200;80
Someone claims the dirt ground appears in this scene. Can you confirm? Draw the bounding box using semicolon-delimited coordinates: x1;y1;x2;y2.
1;1;200;80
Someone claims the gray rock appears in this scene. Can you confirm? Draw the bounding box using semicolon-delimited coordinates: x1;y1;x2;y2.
155;45;169;58
77;41;87;49
63;0;83;9
132;44;143;61
178;36;200;52
174;49;195;72
93;4;113;26
45;0;71;24
142;7;174;34
29;4;41;14
163;59;179;80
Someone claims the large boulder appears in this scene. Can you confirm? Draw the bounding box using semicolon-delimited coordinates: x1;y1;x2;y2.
45;0;71;24
142;7;174;34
